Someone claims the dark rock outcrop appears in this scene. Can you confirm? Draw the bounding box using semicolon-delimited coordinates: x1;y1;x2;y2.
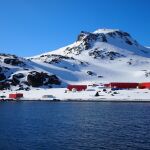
89;49;124;60
47;75;61;85
11;73;25;85
27;71;61;87
27;71;45;87
87;71;95;76
0;73;6;81
77;31;100;50
36;54;75;64
4;58;24;66
0;82;10;90
13;73;24;79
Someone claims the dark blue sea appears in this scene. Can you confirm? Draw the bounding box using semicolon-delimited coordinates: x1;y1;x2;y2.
0;101;150;150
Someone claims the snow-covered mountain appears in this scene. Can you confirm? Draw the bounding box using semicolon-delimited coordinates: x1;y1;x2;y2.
0;28;150;90
30;29;150;84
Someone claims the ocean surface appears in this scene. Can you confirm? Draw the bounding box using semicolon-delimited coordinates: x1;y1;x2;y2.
0;101;150;150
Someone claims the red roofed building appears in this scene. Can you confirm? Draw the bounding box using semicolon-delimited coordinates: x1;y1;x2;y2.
104;82;139;89
139;82;150;89
9;93;23;99
67;85;87;91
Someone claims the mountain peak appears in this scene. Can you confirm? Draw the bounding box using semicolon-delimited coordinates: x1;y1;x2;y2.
93;28;120;34
93;28;131;37
75;28;138;52
75;28;141;51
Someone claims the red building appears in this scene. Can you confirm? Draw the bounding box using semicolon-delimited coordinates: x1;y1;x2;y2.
9;93;23;99
104;84;110;87
104;82;139;89
139;82;150;89
67;85;87;91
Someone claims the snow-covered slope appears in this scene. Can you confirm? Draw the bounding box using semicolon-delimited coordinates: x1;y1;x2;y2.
29;29;150;84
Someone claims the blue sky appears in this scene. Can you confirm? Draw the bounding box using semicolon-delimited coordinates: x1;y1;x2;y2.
0;0;149;57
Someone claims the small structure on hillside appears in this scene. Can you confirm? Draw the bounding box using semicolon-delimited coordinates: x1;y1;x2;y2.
104;82;139;89
139;82;150;89
9;93;23;99
67;85;87;91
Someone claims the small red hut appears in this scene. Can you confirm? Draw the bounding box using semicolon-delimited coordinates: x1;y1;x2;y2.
67;85;87;91
9;93;23;99
139;82;150;89
104;82;139;89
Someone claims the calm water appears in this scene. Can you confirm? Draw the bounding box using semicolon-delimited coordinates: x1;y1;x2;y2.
0;101;150;150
